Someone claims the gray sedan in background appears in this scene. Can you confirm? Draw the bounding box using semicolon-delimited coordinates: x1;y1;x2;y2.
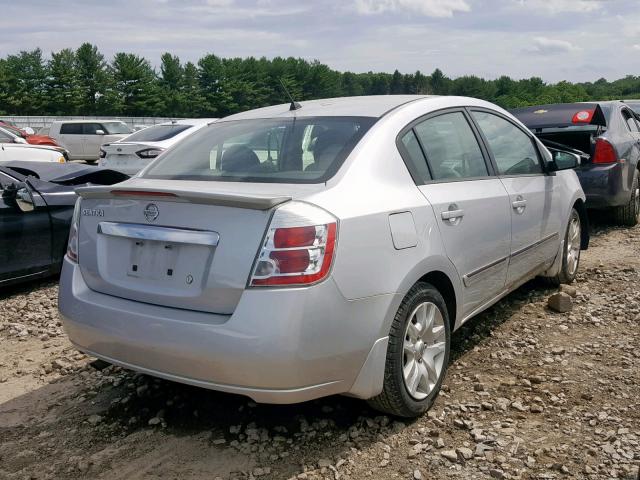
58;95;588;417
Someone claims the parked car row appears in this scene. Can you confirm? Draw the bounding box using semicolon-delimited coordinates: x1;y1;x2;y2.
4;95;638;419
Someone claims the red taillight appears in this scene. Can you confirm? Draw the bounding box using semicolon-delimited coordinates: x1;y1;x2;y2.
592;138;617;164
572;110;594;124
274;226;317;248
251;223;336;286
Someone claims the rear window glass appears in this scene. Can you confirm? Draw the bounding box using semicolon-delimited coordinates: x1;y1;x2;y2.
143;117;376;183
124;124;192;142
102;122;133;135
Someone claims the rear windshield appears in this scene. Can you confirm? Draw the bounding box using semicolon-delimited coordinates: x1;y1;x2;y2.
102;122;133;135
124;124;192;142
143;116;376;183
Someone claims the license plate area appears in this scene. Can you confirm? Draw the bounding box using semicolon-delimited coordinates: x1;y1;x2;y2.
96;222;219;295
128;239;181;280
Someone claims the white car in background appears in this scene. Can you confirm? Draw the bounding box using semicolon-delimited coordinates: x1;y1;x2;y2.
98;119;215;175
0;129;66;163
48;120;133;163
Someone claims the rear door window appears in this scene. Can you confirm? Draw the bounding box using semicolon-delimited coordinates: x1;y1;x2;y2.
60;123;83;135
399;130;431;182
412;111;489;181
472;111;542;176
622;109;639;132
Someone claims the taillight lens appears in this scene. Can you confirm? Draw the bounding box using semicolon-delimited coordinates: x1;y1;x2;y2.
592;138;617;164
136;148;164;159
250;202;338;287
67;198;81;262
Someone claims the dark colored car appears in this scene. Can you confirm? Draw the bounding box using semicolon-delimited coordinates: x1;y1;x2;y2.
0;162;128;287
511;101;640;225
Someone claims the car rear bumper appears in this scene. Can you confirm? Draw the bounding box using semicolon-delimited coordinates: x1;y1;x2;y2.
577;162;629;208
58;256;396;403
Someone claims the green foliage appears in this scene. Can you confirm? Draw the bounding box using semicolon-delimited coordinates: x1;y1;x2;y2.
0;44;638;116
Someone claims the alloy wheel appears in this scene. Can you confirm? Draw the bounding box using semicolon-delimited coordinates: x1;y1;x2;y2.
402;302;446;400
566;214;581;276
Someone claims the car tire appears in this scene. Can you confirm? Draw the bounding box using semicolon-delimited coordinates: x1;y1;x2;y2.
368;282;450;418
613;173;639;226
547;207;581;286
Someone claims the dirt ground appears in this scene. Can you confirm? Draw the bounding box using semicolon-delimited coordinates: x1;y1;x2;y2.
1;219;638;480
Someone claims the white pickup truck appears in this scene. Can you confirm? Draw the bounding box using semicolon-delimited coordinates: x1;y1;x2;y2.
47;120;133;163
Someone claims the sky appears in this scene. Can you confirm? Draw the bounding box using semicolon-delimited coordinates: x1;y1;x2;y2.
0;0;637;83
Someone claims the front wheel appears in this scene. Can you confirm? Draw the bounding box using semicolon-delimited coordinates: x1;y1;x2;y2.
368;282;450;418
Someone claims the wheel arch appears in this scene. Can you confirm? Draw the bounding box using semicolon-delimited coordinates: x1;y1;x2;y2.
573;198;590;250
416;270;457;332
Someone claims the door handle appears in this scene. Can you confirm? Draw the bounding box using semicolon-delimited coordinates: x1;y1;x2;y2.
441;208;464;223
512;196;527;214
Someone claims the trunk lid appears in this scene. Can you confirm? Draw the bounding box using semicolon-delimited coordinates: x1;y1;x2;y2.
75;179;312;314
101;142;155;174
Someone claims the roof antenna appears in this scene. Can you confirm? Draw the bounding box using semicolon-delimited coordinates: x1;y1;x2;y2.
279;78;301;111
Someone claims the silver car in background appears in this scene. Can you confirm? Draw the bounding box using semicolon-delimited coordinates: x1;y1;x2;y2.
98;119;216;175
59;96;588;417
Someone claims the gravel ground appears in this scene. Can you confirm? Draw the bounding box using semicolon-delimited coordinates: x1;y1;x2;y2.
0;220;638;480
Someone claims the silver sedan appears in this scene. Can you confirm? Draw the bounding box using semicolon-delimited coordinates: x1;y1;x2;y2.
58;95;588;417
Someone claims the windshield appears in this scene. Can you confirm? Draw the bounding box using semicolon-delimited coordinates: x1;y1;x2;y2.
143;116;376;183
102;122;133;135
124;124;192;142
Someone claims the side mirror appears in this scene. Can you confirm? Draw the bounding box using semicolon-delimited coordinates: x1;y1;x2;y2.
95;129;105;135
550;150;581;171
1;182;34;212
16;187;35;212
23;127;35;135
14;137;28;144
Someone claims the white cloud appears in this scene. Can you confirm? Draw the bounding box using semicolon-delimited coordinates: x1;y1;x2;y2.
514;0;603;14
527;37;581;55
354;0;470;17
633;44;640;51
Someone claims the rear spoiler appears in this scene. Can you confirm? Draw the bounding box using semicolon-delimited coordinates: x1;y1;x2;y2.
76;185;291;210
510;103;607;130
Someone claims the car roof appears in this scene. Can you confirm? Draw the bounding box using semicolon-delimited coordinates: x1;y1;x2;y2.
156;119;217;126
53;119;127;124
220;95;434;121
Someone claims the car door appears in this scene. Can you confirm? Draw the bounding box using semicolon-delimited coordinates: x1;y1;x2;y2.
620;107;640;181
0;171;52;283
400;109;512;317
470;109;562;286
83;122;106;160
59;123;85;159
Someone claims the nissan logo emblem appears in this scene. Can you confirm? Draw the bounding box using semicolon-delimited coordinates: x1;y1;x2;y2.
144;203;159;222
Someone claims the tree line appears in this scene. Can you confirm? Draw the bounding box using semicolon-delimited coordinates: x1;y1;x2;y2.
1;42;640;117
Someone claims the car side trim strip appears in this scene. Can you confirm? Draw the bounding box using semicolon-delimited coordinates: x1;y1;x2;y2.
463;256;509;287
511;232;559;259
97;222;220;247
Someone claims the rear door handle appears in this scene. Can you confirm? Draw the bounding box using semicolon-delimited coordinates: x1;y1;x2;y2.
512;196;527;214
441;209;464;222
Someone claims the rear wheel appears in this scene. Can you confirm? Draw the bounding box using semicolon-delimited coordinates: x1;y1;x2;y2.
368;282;450;417
613;174;639;226
547;208;581;286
